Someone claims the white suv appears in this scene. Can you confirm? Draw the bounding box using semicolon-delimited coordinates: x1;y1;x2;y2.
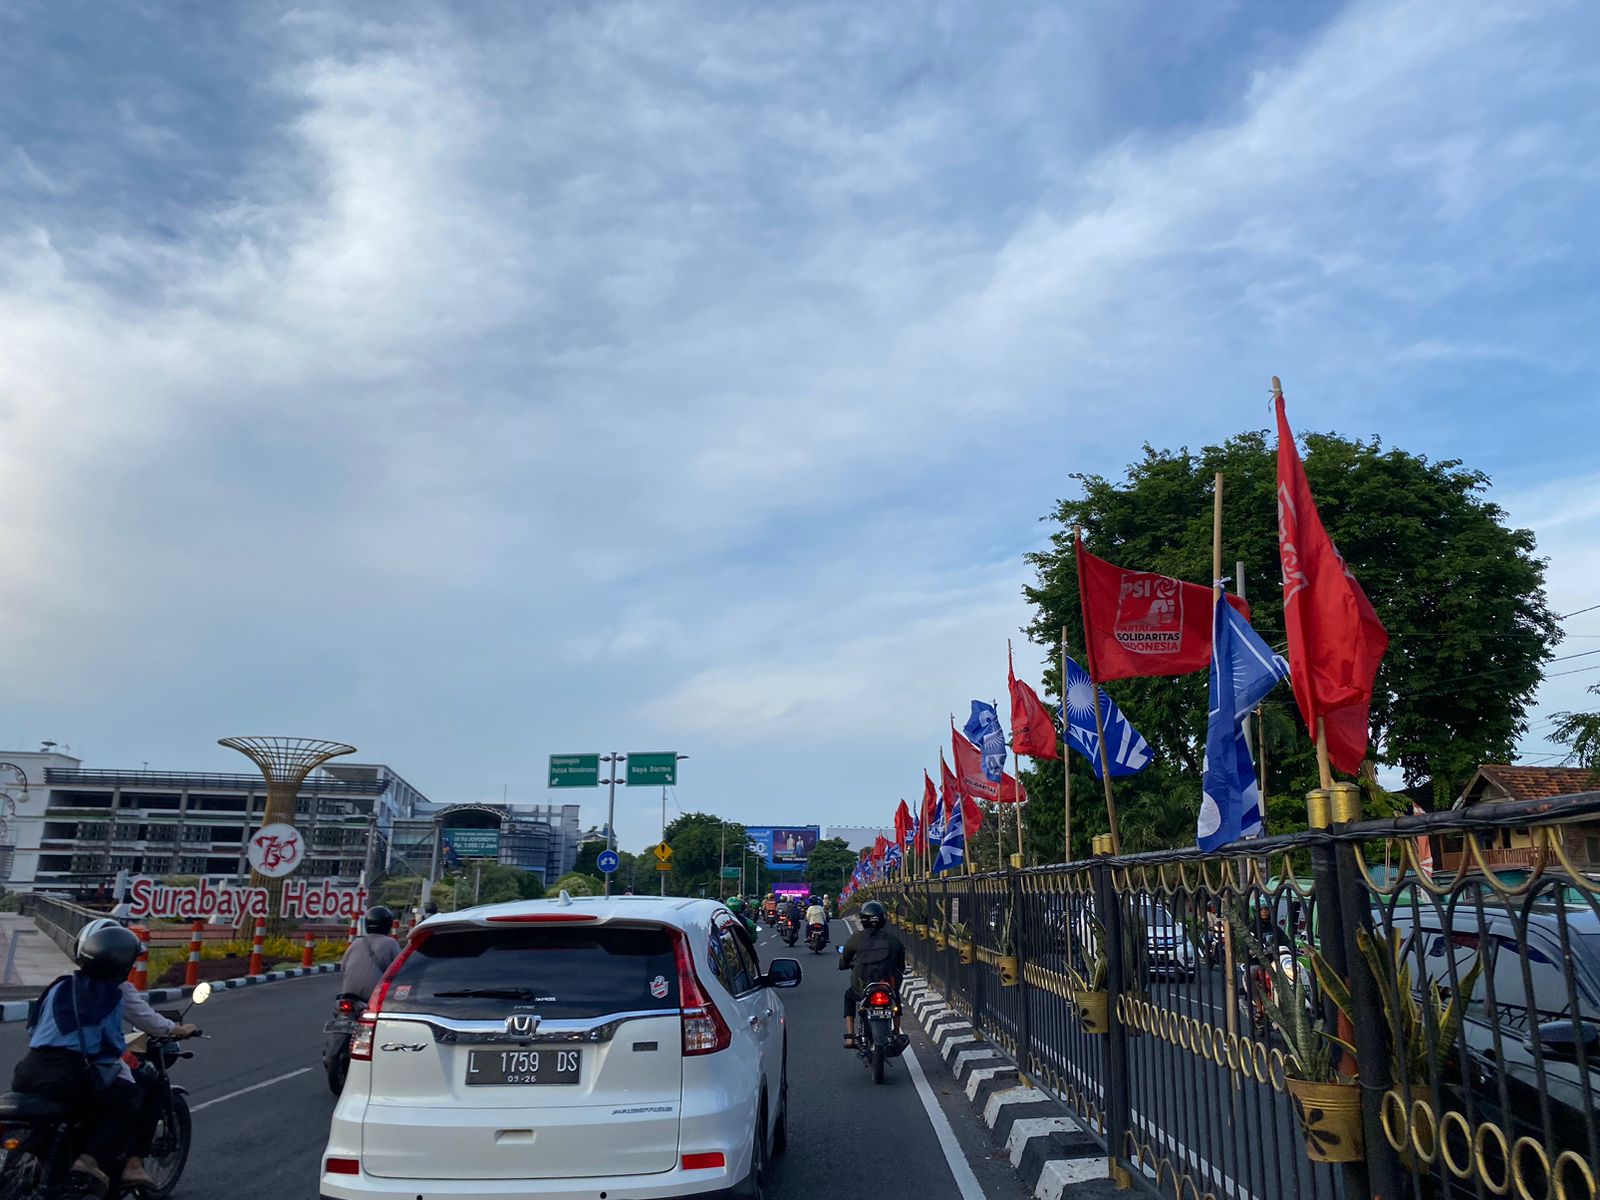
319;894;800;1200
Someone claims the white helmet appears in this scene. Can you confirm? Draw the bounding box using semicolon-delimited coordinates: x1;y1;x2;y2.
76;917;121;958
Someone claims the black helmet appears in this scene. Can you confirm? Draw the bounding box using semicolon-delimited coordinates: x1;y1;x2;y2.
861;901;887;930
364;906;396;935
75;918;140;981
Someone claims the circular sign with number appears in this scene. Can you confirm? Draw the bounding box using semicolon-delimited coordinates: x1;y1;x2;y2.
596;849;620;875
247;823;304;878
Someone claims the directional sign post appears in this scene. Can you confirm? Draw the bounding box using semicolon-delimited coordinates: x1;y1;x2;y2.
596;850;619;875
627;752;679;787
548;754;601;789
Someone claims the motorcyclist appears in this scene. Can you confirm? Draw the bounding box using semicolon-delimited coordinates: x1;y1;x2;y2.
341;906;401;1003
782;895;805;939
726;896;760;942
804;895;829;947
838;900;906;1048
64;918;203;1189
11;920;146;1192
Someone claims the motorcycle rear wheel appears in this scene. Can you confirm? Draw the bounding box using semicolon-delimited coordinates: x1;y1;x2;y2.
871;1038;886;1085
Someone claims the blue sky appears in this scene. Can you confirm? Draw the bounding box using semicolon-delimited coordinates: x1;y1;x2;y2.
2;0;1597;853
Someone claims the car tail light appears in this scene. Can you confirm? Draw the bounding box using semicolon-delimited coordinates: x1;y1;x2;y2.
351;932;428;1062
672;931;730;1056
325;1157;360;1176
682;1152;726;1170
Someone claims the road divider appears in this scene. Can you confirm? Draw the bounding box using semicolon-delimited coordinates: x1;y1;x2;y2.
0;961;341;1023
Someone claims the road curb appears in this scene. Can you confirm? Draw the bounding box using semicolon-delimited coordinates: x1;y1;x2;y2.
0;962;339;1022
900;973;1114;1198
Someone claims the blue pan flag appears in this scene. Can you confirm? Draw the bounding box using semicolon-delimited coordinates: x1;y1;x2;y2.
963;700;1007;783
935;794;966;875
1058;657;1152;778
1198;594;1290;851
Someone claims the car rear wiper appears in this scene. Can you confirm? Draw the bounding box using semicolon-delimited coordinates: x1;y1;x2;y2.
431;988;542;999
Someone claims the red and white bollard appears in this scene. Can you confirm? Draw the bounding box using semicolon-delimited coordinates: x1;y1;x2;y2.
130;925;150;991
248;917;266;976
184;920;202;988
302;930;316;968
347;913;359;944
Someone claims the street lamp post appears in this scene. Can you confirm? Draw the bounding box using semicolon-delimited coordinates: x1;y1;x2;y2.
600;753;623;897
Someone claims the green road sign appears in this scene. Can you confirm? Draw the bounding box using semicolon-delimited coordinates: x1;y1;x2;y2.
548;753;600;788
626;751;678;787
721;867;741;879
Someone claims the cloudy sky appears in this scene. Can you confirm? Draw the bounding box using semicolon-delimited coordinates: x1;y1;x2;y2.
2;0;1597;853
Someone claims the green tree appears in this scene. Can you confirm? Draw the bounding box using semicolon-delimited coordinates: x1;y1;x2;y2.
1552;684;1600;768
1021;428;1558;854
657;813;747;898
550;872;600;897
804;838;857;895
571;840;607;882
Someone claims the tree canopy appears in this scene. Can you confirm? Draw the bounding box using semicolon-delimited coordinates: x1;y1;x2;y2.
1552;683;1600;768
1020;427;1558;856
658;812;747;898
804;837;857;896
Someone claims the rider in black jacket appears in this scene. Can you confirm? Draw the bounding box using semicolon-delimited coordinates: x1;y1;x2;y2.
837;901;906;1047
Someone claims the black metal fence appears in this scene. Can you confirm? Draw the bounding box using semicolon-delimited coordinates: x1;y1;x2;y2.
862;786;1600;1200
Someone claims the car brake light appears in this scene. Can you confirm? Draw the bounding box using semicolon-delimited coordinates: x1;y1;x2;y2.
672;931;731;1056
682;1152;726;1170
325;1157;360;1176
484;913;597;923
351;931;429;1062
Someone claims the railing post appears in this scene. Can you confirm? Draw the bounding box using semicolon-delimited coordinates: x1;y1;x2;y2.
1328;782;1404;1199
1093;833;1133;1187
1011;866;1032;1081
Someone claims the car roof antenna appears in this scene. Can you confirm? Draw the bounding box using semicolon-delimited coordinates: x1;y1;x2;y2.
557;889;573;907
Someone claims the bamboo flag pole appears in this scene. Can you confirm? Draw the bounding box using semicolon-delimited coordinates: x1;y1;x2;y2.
1061;625;1073;863
1211;470;1245;1073
1007;640;1026;866
1076;528;1124;854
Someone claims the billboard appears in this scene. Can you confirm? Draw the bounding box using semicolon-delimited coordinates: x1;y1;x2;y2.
773;883;810;901
744;826;820;872
443;828;501;859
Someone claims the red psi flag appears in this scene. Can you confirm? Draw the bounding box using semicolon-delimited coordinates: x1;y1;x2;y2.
951;728;1027;806
1276;394;1388;774
919;772;937;851
1009;651;1060;760
894;799;913;849
872;835;889;863
1076;534;1249;681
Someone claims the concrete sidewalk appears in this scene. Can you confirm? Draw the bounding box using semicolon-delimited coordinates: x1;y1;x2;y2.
0;914;76;988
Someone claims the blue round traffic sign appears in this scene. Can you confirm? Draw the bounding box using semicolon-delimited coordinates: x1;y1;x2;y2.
597;850;620;874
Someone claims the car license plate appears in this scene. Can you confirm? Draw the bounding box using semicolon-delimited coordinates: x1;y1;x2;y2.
465;1049;582;1086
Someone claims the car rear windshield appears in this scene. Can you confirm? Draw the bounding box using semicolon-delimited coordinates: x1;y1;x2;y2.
382;924;680;1020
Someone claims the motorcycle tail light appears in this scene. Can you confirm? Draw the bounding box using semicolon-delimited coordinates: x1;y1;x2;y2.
866;987;895;1008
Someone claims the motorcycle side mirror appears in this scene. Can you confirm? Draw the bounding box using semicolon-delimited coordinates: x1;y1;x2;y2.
191;981;213;1006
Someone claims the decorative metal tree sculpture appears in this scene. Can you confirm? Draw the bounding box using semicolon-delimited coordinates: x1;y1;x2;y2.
220;736;356;929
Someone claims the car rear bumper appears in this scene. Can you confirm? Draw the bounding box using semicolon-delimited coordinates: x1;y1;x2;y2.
318;1166;744;1200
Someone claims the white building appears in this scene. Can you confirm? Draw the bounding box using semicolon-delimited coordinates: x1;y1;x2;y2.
825;825;895;853
0;750;430;897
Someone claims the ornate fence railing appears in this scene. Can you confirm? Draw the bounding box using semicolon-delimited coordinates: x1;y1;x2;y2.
860;785;1600;1200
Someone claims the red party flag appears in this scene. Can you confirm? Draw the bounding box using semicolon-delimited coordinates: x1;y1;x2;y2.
894;799;913;849
1076;534;1249;681
919;771;937;851
1008;649;1061;760
871;835;889;862
951;728;1027;806
1276;394;1388;774
939;749;979;831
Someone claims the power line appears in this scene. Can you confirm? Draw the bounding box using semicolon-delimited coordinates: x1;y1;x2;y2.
1560;603;1600;620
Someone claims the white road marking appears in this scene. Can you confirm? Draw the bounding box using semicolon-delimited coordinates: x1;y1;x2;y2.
903;1042;987;1200
190;1067;313;1112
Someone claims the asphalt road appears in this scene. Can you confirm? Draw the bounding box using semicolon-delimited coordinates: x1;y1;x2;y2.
0;920;1031;1199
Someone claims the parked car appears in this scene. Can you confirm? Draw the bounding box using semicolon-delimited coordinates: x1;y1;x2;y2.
319;894;801;1200
1388;903;1600;1162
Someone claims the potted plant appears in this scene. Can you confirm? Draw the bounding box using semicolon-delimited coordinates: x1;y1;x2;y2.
1065;913;1111;1032
951;921;975;964
1231;914;1362;1163
996;907;1021;986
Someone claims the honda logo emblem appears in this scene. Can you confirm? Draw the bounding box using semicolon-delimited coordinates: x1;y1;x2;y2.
506;1014;540;1038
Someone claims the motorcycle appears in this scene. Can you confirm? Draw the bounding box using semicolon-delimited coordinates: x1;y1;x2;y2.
0;980;212;1200
779;916;800;948
805;922;828;954
838;948;908;1085
322;993;366;1095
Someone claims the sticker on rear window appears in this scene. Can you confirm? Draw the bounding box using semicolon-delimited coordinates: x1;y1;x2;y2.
395;984;412;1000
650;975;669;1000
